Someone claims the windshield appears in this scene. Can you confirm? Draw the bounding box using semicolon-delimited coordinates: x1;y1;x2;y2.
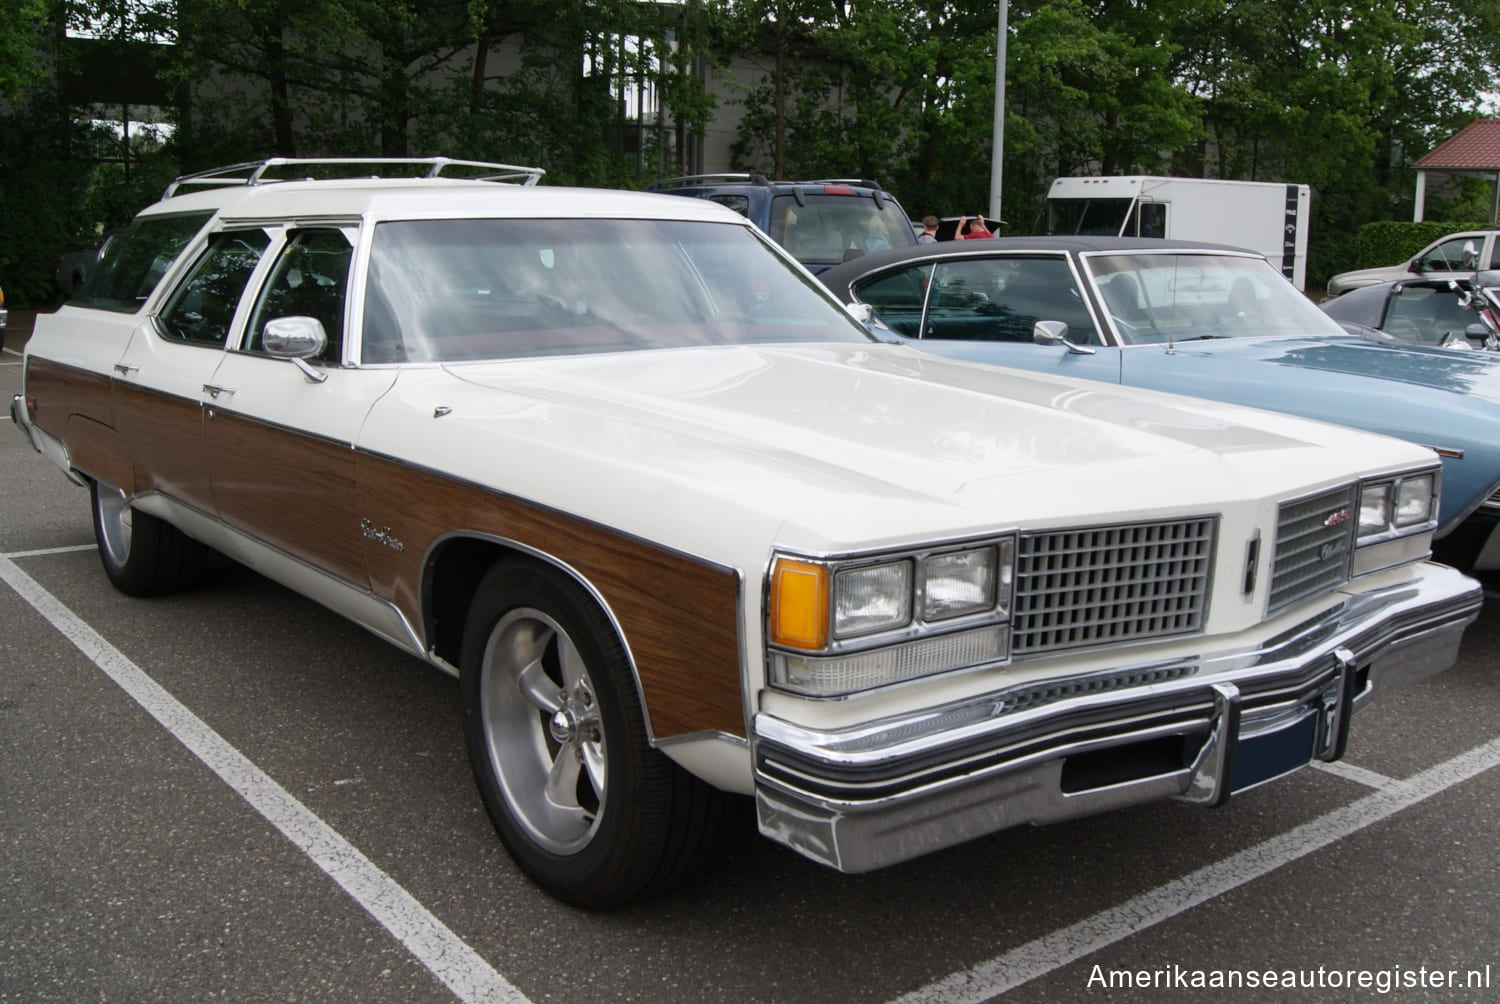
1041;198;1132;237
1087;252;1345;345
768;194;915;267
362;218;871;363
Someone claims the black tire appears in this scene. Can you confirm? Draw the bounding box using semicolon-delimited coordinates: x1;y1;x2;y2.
90;479;212;596
460;558;737;908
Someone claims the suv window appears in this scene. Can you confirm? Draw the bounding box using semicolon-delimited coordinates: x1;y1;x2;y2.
1419;237;1482;272
158;230;271;347
71;212;214;313
768;194;912;268
708;194;750;217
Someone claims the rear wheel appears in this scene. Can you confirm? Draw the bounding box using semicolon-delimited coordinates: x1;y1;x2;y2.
460;558;736;908
90;480;211;595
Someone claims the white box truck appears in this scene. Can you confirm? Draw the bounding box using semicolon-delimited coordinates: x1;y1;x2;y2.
1039;176;1311;290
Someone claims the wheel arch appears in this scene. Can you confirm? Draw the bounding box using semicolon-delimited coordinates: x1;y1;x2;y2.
423;531;655;736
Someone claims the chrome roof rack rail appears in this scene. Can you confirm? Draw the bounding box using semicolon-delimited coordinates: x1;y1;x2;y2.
162;157;545;199
646;172;772;190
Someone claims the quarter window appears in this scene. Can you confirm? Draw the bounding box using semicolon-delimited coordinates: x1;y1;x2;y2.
157;230;271;347
71;212;213;313
924;257;1098;344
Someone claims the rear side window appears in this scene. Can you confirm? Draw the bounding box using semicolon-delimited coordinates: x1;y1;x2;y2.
71;212;214;313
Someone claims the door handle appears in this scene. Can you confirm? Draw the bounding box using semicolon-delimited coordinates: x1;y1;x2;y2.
113;363;139;375
202;383;236;399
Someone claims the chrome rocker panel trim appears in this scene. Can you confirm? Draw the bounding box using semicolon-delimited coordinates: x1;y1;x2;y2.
753;563;1481;873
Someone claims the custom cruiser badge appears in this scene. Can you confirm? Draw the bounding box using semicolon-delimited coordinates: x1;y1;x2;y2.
360;518;405;551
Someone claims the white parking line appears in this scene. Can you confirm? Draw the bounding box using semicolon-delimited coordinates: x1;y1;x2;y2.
5;544;96;558
0;552;530;1004
1310;758;1397;789
888;737;1500;1004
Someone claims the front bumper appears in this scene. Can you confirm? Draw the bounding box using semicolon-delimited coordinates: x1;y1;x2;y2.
753;562;1482;873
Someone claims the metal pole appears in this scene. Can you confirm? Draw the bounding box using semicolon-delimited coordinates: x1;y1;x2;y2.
989;0;1007;227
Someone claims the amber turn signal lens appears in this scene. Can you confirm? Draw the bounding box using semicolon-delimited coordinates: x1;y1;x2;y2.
769;558;829;650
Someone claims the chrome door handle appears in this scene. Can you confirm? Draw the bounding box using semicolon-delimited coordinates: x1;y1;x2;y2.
113;363;139;375
202;383;236;399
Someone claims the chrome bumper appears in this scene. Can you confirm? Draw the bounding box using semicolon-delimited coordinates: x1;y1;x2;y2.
753;563;1482;873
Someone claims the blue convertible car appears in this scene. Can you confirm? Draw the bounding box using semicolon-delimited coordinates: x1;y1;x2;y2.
819;236;1500;570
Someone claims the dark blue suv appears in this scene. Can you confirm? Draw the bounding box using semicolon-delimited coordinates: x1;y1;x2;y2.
646;174;917;274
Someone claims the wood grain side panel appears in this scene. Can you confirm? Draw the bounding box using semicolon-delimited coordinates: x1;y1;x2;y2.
358;456;745;740
63;416;134;490
111;382;214;508
205;410;365;586
24;357;114;449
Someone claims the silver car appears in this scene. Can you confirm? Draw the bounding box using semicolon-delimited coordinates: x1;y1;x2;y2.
1325;228;1500;297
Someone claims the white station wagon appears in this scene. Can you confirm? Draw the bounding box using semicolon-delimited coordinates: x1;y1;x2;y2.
11;158;1483;907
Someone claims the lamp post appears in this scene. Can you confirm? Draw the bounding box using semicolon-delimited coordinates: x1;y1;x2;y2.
989;0;1007;226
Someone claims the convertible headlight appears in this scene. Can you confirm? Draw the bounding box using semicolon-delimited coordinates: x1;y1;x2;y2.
767;538;1015;697
1351;469;1439;576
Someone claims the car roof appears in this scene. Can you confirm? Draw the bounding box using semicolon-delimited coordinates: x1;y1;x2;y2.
817;234;1259;290
137;176;756;228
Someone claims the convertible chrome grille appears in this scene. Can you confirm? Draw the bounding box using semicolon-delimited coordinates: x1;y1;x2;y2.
1268;485;1357;616
1012;518;1215;656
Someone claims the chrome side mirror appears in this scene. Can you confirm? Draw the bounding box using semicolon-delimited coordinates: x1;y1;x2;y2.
1033;318;1096;355
261;316;329;383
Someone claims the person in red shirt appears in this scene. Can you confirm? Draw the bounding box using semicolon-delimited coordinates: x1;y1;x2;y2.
957;214;996;239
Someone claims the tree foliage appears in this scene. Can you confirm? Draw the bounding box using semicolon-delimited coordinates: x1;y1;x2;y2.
3;0;1499;304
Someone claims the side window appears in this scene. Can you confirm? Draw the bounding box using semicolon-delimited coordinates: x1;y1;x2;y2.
244;230;353;363
1488;239;1500;270
157;230;271;347
71;212;214;313
708;194;750;218
854;265;931;338
925;257;1098;344
1137;203;1167;239
1421;238;1475;271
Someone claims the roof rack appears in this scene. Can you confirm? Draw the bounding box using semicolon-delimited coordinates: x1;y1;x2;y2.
809;178;887;191
646;173;773;190
162;157;546;199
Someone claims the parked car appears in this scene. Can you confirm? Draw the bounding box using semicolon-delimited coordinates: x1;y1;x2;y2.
13;162;1482;907
1320;272;1500;350
645;173;916;273
1325;228;1500;298
55;228;123;297
819;235;1500;572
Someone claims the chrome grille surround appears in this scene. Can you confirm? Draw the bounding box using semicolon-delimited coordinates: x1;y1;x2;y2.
1012;517;1216;656
1269;484;1357;616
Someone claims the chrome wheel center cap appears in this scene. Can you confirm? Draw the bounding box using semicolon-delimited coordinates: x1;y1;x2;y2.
549;708;577;744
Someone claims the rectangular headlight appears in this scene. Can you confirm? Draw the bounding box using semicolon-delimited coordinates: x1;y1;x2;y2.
834;561;912;638
923;547;997;621
1358;483;1390;535
1394;474;1435;526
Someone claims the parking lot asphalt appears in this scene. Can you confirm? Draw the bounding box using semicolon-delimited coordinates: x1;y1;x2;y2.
3;314;1498;1002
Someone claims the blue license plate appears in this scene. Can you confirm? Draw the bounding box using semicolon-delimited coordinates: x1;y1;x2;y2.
1231;712;1319;792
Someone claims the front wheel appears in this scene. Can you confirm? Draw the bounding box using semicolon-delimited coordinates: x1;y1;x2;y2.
90;480;211;596
460;558;736;908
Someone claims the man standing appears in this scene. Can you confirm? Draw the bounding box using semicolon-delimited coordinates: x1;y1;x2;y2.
917;216;939;243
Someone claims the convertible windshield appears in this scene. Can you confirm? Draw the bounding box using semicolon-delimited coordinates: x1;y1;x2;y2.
362;218;870;363
1087;253;1345;345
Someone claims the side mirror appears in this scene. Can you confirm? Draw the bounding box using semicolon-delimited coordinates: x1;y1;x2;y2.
261;316;329;383
1033;318;1096;355
844;302;874;325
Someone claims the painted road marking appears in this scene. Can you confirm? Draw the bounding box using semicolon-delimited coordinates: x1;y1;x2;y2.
0;552;530;1004
888;737;1500;1004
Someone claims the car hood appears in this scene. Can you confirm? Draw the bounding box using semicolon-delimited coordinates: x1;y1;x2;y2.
1328;263;1411;293
359;343;1431;557
1132;332;1500;404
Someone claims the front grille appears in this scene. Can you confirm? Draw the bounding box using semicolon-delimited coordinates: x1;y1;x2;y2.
1268;485;1357;616
1012;518;1216;656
